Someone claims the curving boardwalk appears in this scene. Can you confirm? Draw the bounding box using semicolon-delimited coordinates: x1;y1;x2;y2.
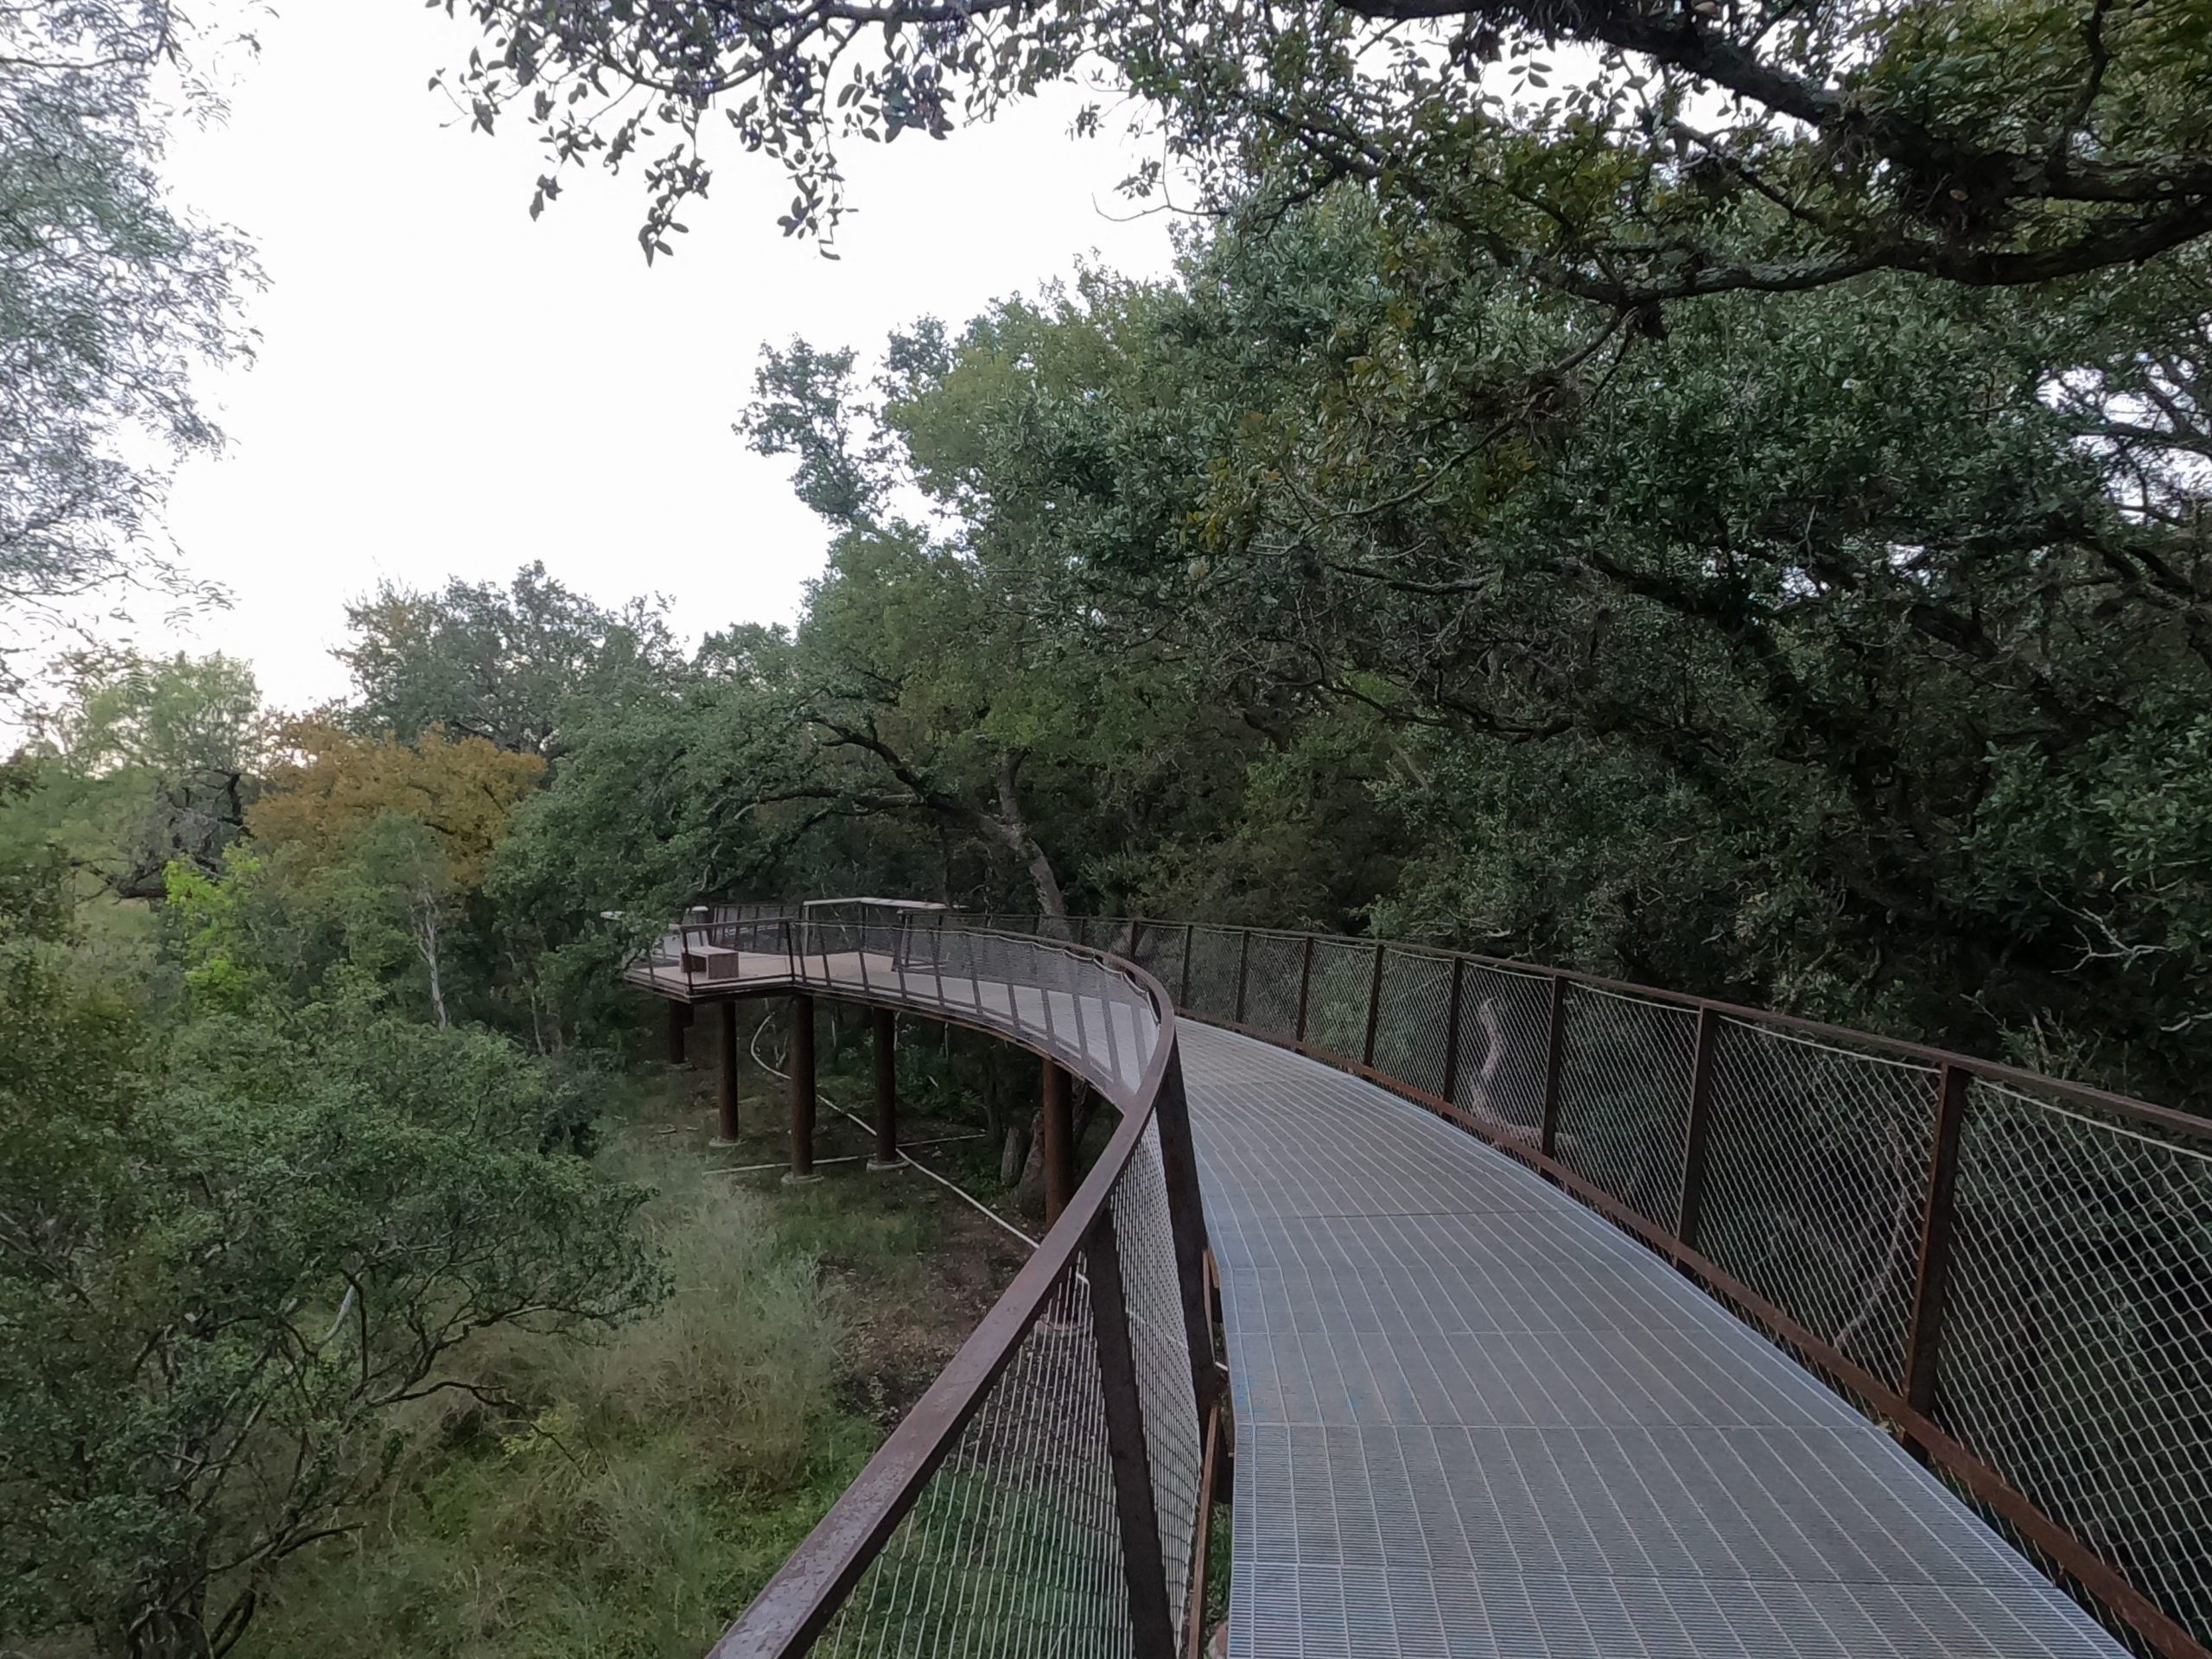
1179;1021;2128;1659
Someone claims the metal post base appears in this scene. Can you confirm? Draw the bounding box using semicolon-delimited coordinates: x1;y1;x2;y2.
867;1156;904;1172
781;1171;824;1186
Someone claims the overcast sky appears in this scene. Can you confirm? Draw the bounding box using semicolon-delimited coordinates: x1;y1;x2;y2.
141;0;1178;711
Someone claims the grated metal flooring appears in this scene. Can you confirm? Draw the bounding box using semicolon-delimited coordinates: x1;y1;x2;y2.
1178;1021;2128;1659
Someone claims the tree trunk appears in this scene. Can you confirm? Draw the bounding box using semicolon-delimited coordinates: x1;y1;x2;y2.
995;751;1071;934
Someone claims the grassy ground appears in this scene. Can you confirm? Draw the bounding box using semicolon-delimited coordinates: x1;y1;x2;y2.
236;1037;1030;1659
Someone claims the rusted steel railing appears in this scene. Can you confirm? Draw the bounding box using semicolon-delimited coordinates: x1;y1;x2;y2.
628;905;1218;1658
948;912;2209;1659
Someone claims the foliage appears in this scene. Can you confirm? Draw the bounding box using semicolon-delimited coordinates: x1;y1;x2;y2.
250;719;544;890
227;1136;859;1659
334;563;681;758
447;0;2212;301
0;0;256;662
25;650;269;897
0;919;664;1658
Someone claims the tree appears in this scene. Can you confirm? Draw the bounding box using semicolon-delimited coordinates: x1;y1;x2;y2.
447;0;2212;302
1;0;256;674
0;995;663;1658
334;563;679;757
10;651;265;899
248;719;544;891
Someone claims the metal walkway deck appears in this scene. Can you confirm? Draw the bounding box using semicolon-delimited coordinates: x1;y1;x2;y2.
1178;1020;2128;1659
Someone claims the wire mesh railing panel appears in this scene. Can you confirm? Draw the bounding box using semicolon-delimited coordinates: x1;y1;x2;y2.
1453;963;1553;1135
1181;926;1239;1023
1941;1079;2212;1651
1696;1019;1937;1387
1125;925;1186;1010
1305;939;1376;1059
1371;947;1454;1102
1553;984;1698;1229
1110;1123;1205;1646
813;1268;1131;1659
1238;933;1305;1045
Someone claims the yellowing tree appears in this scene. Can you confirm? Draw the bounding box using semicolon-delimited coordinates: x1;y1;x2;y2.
248;720;544;888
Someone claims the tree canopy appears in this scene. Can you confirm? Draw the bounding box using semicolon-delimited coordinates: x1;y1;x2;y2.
449;0;2212;298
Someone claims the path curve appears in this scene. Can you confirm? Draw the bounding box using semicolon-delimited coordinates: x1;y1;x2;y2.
1179;1020;2126;1659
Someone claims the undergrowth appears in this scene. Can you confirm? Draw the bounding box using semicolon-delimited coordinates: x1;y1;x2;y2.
234;1082;877;1659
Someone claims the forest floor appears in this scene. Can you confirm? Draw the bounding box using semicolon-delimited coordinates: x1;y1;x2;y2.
231;1040;1033;1659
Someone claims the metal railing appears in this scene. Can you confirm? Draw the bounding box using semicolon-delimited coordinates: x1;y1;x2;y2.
969;912;2206;1659
632;906;1220;1659
636;905;2212;1659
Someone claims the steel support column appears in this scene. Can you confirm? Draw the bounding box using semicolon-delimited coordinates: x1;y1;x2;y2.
712;1000;741;1147
1085;1211;1176;1659
786;993;818;1183
1041;1058;1075;1226
869;1007;899;1170
669;999;693;1066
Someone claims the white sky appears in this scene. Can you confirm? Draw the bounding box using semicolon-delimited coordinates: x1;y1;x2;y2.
143;0;1178;711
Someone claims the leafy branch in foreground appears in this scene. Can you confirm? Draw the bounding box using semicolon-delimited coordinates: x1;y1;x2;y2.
1;0;260;664
445;0;2212;300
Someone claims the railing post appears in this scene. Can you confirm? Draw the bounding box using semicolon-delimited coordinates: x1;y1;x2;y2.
1442;956;1464;1106
1904;1063;1972;1414
1362;941;1385;1067
1676;1006;1721;1249
870;1006;899;1170
1294;934;1315;1044
1233;930;1251;1025
1151;1042;1223;1426
712;1000;741;1147
1041;1058;1075;1226
1085;1210;1177;1659
1539;975;1567;1159
1179;922;1195;1007
787;993;819;1183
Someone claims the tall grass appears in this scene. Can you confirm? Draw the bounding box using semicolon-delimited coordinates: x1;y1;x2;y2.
236;1138;872;1659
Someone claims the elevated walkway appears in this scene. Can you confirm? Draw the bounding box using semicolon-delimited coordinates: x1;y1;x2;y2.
1180;1022;2126;1658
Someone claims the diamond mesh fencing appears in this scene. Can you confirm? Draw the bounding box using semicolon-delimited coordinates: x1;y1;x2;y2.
1695;1018;1938;1386
1236;932;1305;1043
813;1268;1129;1659
1109;1122;1205;1639
1551;982;1700;1230
1370;946;1455;1100
1303;939;1377;1059
1184;925;1243;1023
1453;962;1553;1137
1941;1080;2212;1650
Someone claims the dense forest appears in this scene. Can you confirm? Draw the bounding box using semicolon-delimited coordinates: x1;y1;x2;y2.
7;0;2212;1653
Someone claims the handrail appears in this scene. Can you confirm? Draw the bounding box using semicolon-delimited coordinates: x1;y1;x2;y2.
640;909;1216;1659
1083;912;2211;1659
631;904;2212;1659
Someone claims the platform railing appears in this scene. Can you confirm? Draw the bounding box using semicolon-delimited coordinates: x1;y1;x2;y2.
638;905;2212;1658
989;912;2207;1659
648;909;1218;1659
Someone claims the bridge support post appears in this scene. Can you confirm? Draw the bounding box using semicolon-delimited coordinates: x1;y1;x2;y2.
1675;1007;1722;1249
1154;1043;1224;1427
1362;941;1385;1066
869;1007;899;1170
785;993;819;1183
1085;1210;1177;1659
1904;1063;1972;1417
668;999;692;1066
1540;975;1567;1159
1041;1058;1075;1225
711;1001;741;1147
